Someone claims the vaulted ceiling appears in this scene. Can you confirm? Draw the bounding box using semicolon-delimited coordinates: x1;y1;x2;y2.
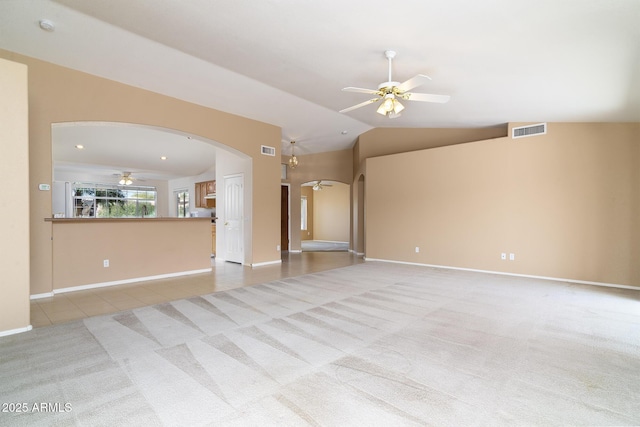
1;0;638;178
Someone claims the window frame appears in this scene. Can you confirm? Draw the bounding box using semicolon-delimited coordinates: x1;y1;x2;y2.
72;182;158;218
176;189;189;218
301;195;308;231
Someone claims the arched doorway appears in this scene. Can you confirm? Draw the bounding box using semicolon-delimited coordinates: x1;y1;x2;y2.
355;174;365;255
300;180;350;252
51;121;251;264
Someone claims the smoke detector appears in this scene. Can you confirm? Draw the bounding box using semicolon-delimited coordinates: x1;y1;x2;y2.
39;19;55;32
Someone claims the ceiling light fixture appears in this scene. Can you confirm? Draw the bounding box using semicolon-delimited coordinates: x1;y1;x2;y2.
376;93;404;117
75;144;84;149
118;172;133;186
289;141;298;169
160;156;167;160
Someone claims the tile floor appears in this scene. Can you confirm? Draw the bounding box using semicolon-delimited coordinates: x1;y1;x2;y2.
30;251;364;328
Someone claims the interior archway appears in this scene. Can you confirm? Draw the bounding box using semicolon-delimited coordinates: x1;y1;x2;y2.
51;121;252;263
355;174;365;255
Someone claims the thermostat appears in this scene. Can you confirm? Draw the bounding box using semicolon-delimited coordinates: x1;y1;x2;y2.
38;184;51;191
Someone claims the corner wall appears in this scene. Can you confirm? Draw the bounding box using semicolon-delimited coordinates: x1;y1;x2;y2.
0;58;30;335
366;123;640;287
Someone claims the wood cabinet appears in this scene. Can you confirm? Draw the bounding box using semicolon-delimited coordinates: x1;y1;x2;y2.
207;180;216;195
211;224;216;255
195;180;216;208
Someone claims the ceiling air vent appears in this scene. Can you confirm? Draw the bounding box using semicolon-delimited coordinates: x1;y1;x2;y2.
261;145;276;156
512;123;547;139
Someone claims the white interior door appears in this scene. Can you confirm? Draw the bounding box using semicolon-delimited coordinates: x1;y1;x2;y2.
223;174;244;264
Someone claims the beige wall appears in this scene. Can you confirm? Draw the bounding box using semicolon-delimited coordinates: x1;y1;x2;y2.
313;183;350;242
51;219;211;290
283;149;353;251
352;126;510;255
366;122;640;287
0;58;30;334
0;49;282;296
354;126;508;174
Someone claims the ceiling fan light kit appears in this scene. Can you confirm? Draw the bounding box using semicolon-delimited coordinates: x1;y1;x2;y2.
376;93;404;116
118;172;134;185
340;50;450;118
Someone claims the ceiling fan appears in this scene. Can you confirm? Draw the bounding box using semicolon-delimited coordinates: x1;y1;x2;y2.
339;50;450;118
313;180;332;191
115;172;136;185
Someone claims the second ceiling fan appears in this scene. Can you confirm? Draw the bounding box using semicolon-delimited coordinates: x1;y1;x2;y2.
339;50;450;118
312;180;332;191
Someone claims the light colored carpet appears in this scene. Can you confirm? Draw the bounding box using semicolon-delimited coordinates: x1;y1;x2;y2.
1;262;639;426
301;240;349;252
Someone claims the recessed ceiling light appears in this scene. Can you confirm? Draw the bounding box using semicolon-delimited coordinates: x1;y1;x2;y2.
75;144;84;149
39;19;55;32
341;130;348;135
160;156;167;160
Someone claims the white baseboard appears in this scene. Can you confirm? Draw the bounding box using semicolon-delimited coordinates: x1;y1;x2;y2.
364;258;639;291
251;259;282;267
288;249;302;253
30;292;54;300
0;324;32;337
50;268;212;295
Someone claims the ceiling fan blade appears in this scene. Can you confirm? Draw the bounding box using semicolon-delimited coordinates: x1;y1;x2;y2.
397;74;432;92
342;87;380;95
339;98;380;113
403;92;450;103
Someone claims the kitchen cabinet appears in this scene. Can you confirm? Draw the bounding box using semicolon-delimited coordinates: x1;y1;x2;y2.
195;180;216;208
207;180;216;195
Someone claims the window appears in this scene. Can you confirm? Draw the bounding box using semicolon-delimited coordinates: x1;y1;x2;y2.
72;183;157;218
176;190;189;218
301;196;308;230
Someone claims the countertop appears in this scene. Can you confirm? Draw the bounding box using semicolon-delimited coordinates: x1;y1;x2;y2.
45;217;212;223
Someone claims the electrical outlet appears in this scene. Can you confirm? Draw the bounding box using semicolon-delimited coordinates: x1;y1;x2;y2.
276;244;281;251
501;253;506;260
509;253;515;261
103;259;110;267
415;246;420;253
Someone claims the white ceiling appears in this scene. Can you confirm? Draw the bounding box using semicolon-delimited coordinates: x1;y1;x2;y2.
1;0;638;179
52;123;218;181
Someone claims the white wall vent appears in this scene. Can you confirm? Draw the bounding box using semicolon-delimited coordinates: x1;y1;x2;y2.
261;145;276;156
512;123;547;139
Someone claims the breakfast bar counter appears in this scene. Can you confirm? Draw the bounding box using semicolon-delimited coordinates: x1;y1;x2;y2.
46;217;212;292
